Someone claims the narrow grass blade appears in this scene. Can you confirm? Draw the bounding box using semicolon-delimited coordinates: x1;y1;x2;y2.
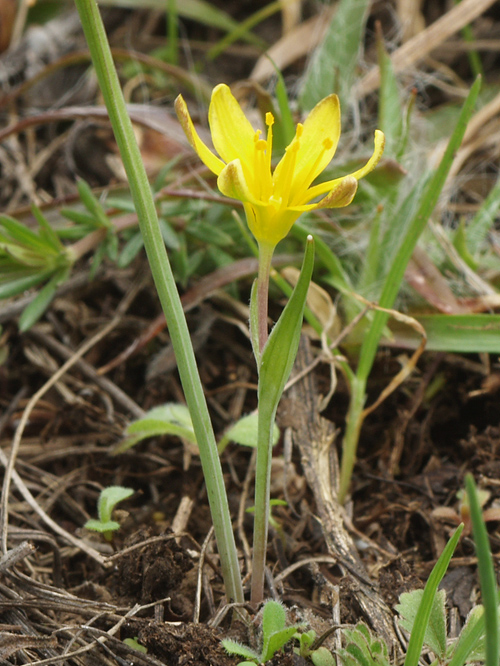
207;1;273;59
403;524;464;666
377;30;403;158
466;173;500;255
466;474;499;666
299;0;371;110
393;313;500;353
356;76;481;383
448;606;486;666
18;268;69;332
274;67;295;147
293;221;353;296
98;0;263;45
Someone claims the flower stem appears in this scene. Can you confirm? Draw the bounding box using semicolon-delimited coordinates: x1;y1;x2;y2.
338;376;366;504
250;396;275;606
250;242;275;606
74;0;243;604
257;242;274;354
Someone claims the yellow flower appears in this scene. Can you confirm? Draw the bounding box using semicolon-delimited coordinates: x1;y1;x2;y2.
175;84;384;248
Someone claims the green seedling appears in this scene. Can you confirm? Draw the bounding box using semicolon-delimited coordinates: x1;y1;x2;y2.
61;179;117;278
0;208;75;331
84;486;134;541
123;637;147;654
337;622;391;666
394;505;500;666
294;630;335;666
114;403;197;454
222;600;304;664
116;405;279;456
218;412;280;454
465;474;499;666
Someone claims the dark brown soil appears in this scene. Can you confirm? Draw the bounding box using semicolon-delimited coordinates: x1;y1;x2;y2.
1;1;500;664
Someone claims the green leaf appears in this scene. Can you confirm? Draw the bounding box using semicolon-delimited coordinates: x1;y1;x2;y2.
452;219;478;270
97;486;134;524
18;268;69;331
123;637;147;654
0;215;53;253
466;173;500;255
60;208;97;228
84;518;121;533
127;403;194;432
397;588;447;658
224;412;280;449
403;524;463;666
448;605;486;666
221;639;260;662
0;271;51;299
299;0;371;110
117;231;144;268
311;647;336;666
293;222;352;297
115;404;197;453
356;75;482;383
98;0;263;46
188;220;234;246
77;179;111;229
397;314;500;353
258;236;314;420
466;475;499;666
262;600;286;637
296;630;316;655
206;1;271;60
260;600;304;662
274;66;296;148
30;205;65;252
157;218;180;251
344;643;371;666
261;626;302;663
336;649;362;666
377;33;403;158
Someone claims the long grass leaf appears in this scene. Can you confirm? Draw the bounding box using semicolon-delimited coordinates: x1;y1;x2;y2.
393;313;500;353
356;76;481;382
98;0;263;45
466;475;499;666
403;524;464;666
466;173;500;255
377;31;403;158
299;0;371;111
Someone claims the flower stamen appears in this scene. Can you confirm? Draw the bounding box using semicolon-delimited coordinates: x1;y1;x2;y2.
273;123;303;207
265;112;274;174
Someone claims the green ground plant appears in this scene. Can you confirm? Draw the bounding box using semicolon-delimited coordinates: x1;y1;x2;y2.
2;0;499;624
115;403;279;455
73;0;384;606
84;485;134;541
221;475;498;666
222;599;304;665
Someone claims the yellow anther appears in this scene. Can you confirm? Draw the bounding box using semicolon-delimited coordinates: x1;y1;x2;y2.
266;112;274;126
255;139;267;151
296;123;304;139
253;129;262;144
